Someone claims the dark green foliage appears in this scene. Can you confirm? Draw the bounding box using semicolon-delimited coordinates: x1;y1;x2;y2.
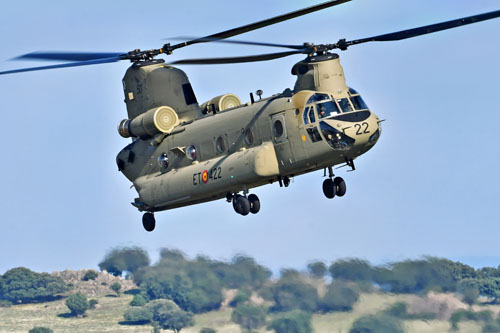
0;300;12;307
350;314;404;333
82;270;98;281
28;327;54;333
211;255;271;289
231;303;267;332
450;309;493;331
319;280;359;312
329;259;373;282
0;267;70;303
65;293;89;316
459;278;500;302
268;310;312;333
200;328;216;333
99;246;150;277
124;306;154;324
307;261;327;279
462;285;480;305
111;282;122;296
229;289;251;307
130;294;148;307
382;302;436;320
145;299;194;332
89;299;98;309
271;275;318;312
483;322;500;333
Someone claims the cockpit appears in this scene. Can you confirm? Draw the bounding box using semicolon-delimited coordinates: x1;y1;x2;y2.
302;88;369;125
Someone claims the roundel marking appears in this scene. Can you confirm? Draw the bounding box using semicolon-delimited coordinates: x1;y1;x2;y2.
202;170;209;184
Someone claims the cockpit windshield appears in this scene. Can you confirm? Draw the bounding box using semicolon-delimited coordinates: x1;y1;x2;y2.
337;98;354;113
317;101;340;119
349;87;369;110
307;93;330;104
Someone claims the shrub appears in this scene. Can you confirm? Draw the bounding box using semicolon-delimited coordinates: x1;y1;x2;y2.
28;328;53;333
130;294;148;307
329;259;373;282
450;309;493;331
307;261;327;279
89;299;98;309
231;304;267;332
229;289;251;307
483;323;500;333
124;307;154;324
145;299;194;332
383;302;436;320
65;293;89;316
82;270;98;281
0;300;12;307
111;282;122;296
200;328;216;333
271;277;318;312
268;310;312;333
319;280;359;312
350;314;404;333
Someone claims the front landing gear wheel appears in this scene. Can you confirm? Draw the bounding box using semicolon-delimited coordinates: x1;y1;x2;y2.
234;196;251;216
323;179;336;199
142;212;156;232
334;177;347;197
248;194;260;214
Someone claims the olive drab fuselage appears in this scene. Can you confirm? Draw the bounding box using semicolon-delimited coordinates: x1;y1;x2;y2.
116;53;381;212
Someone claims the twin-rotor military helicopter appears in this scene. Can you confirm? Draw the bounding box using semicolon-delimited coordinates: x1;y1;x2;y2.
2;1;499;231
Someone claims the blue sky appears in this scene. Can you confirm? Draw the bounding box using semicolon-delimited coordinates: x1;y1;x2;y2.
0;0;499;274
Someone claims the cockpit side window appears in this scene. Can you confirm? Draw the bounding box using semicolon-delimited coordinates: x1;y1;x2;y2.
317;101;340;119
350;95;369;110
307;93;330;104
303;106;310;124
308;105;316;123
337;98;354;113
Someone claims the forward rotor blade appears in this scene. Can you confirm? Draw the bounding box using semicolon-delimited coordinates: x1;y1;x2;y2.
345;9;500;47
14;51;125;62
0;56;123;75
168;36;305;50
171;0;351;50
171;50;306;65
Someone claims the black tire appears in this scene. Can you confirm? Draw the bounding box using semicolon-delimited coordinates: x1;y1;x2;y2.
334;177;347;197
232;194;242;212
322;178;336;199
248;194;260;214
142;212;156;232
235;196;251;216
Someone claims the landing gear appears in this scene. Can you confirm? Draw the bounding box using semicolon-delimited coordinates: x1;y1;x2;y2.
322;166;347;199
334;177;347;197
323;178;336;199
142;212;156;232
230;192;261;215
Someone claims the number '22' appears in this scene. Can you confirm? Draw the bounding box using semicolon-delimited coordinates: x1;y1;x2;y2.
354;122;370;135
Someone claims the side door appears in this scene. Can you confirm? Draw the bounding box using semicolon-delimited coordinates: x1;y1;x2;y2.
270;112;295;171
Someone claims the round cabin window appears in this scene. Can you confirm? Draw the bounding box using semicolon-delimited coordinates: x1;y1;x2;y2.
216;136;225;153
186;145;197;160
157;153;169;170
273;119;284;139
245;128;254;146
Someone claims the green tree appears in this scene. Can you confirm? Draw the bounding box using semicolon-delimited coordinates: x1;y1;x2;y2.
28;327;53;333
268;310;312;333
99;247;150;277
200;328;216;333
124;307;154;324
231;304;267;332
0;267;70;303
130;294;148;307
145;299;194;332
319;280;359;312
329;259;373;282
229;289;251;307
350;314;404;333
111;282;122;296
271;276;318;312
65;293;89;316
307;261;327;279
89;299;98;309
82;270;98;281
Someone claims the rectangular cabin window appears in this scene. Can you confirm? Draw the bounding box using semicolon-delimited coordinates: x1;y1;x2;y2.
307;127;322;142
303;107;310;124
337;98;354;113
350;95;369;110
182;83;198;105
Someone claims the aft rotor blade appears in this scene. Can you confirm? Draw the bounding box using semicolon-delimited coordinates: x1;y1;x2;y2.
0;56;123;75
170;0;351;50
171;50;306;65
14;51;125;62
345;9;500;47
168;36;305;50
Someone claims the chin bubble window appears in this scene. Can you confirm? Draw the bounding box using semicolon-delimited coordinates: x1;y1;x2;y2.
157;153;169;170
186;145;197;160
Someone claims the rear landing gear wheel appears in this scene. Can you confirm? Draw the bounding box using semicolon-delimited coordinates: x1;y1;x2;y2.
323;179;336;199
234;196;250;216
334;177;347;197
142;212;155;232
248;194;260;214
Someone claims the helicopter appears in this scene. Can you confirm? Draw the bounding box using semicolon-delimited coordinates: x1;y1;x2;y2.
1;1;499;233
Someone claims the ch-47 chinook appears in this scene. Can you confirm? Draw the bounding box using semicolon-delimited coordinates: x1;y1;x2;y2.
1;1;499;231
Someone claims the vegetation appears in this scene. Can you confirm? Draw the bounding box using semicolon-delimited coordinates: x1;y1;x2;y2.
98;246;150;277
268;310;313;333
0;267;70;304
270;273;318;312
130;293;148;307
200;328;216;333
231;303;267;332
307;261;327;278
349;314;404;333
319;280;360;312
111;282;121;296
65;293;89;316
89;299;98;309
28;328;53;333
450;309;493;331
82;270;98;281
229;289;251;307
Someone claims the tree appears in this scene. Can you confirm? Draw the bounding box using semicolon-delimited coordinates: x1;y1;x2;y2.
130;294;148;307
82;270;98;281
200;329;216;333
124;307;154;324
145;299;194;332
268;310;312;333
271;276;318;312
319;280;359;312
29;328;53;333
350;314;404;333
329;259;373;282
65;293;89;317
0;267;70;303
111;282;122;296
99;247;150;277
231;304;267;332
229;289;251;307
307;261;327;279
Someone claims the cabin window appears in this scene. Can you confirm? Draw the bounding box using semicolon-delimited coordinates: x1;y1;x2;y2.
245;128;254;146
307;93;330;104
182;83;198;105
157;153;169;170
273;120;284;138
337;98;354;113
216;136;225;154
307;127;323;142
317;101;340;119
186;145;197;160
303;107;310;124
308;106;316;123
350;95;369;110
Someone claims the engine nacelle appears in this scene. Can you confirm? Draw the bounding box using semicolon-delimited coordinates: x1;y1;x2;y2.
201;93;242;114
118;106;179;138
